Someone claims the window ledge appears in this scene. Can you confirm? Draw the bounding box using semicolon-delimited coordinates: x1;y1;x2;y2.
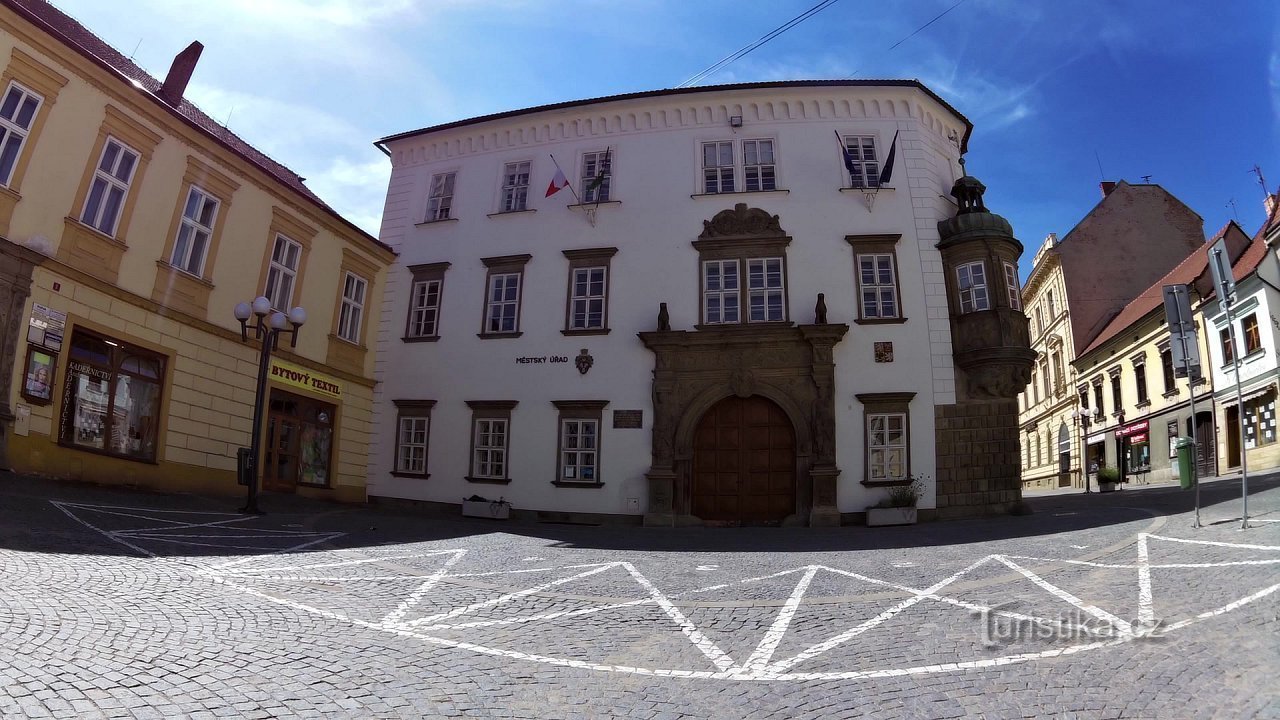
839;185;896;195
56;440;158;465
154;260;215;288
551;480;605;488
854;317;907;325
402;335;441;343
487;209;537;218
690;189;790;199
860;478;913;488
415;217;459;227
694;321;794;331
1135;400;1152;409
1162;389;1181;398
477;331;523;340
465;476;512;485
567;201;621;209
390;471;431;479
328;333;367;350
562;328;610;337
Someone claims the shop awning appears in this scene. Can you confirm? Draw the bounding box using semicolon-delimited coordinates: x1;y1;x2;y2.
1218;382;1276;409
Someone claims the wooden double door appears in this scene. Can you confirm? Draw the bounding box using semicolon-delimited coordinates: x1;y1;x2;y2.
262;390;335;492
692;395;796;525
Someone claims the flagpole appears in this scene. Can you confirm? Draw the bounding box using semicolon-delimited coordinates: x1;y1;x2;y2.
591;146;611;211
548;153;582;205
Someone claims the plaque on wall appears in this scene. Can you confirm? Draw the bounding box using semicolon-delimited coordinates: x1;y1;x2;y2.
613;410;642;429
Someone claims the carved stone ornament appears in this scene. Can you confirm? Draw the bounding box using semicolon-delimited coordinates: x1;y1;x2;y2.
657;302;671;331
967;363;1032;399
575;348;594;375
700;203;783;239
730;369;756;398
814;293;828;324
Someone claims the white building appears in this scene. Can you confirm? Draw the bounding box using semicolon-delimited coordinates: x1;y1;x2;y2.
368;81;1032;526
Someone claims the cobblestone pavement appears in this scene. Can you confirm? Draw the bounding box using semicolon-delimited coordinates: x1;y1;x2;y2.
2;473;1279;719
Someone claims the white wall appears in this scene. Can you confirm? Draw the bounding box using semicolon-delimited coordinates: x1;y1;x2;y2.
370;85;968;516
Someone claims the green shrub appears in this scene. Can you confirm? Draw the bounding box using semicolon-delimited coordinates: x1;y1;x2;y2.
1097;465;1120;483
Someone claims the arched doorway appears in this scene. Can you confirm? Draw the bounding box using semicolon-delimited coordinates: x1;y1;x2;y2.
692;395;796;525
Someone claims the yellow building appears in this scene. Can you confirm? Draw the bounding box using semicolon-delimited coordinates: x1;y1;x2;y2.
0;0;393;502
1074;223;1251;487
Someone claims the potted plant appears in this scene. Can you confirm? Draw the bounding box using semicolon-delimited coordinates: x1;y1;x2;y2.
866;477;923;527
461;494;511;519
1096;465;1120;493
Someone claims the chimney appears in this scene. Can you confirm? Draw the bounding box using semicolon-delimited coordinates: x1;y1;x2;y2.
1100;181;1116;198
1265;194;1278;218
158;41;203;106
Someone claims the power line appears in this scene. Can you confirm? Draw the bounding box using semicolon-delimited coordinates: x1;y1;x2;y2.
678;0;844;88
848;0;969;78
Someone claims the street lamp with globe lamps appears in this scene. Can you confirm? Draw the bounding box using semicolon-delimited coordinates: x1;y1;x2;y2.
1072;408;1092;493
233;296;306;514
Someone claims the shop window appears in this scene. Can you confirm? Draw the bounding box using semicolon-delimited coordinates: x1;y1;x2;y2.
263;391;334;489
1125;433;1150;474
552;401;607;485
60;329;164;462
1244;394;1277;449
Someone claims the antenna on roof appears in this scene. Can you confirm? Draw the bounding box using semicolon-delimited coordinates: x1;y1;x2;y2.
1140;175;1152;183
223;105;235;128
129;38;142;61
1251;165;1270;197
1093;150;1105;181
1228;198;1240;223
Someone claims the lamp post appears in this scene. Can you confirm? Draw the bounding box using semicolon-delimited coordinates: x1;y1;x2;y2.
234;296;306;514
1073;408;1092;493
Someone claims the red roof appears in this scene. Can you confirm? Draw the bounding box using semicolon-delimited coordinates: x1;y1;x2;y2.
1079;221;1253;356
4;0;384;250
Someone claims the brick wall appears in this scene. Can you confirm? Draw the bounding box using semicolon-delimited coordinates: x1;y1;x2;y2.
934;399;1022;518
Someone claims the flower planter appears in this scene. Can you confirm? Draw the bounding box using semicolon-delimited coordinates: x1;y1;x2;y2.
866;506;918;527
462;499;510;519
1097;481;1118;493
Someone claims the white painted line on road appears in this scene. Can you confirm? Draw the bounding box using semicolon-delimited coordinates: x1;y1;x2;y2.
1146;533;1280;551
401;563;620;628
217;549;459;575
381;549;467;625
739;566;819;675
993;555;1133;638
1137;534;1154;625
1161;579;1280;632
621;562;737;673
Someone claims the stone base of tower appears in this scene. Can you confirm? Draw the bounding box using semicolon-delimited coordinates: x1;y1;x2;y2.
933;399;1024;518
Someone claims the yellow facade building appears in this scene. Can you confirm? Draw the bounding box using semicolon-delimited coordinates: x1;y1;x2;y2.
0;0;393;502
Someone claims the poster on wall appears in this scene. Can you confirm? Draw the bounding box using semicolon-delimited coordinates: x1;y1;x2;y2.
27;304;66;352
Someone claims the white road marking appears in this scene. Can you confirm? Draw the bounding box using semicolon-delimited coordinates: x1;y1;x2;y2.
619;562;737;673
381;549;467;625
1137;534;1154;625
401;563;619;627
739;566;819;675
993;555;1133;638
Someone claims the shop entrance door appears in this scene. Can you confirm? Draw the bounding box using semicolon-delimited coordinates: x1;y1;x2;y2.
1194;411;1216;478
1225;405;1241;469
262;390;335;493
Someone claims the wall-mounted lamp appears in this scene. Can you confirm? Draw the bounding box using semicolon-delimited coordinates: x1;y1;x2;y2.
729;115;743;128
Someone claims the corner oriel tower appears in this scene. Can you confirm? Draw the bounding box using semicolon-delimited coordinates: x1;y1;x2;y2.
934;166;1035;516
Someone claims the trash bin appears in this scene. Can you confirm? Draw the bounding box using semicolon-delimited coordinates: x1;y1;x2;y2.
1174;437;1196;489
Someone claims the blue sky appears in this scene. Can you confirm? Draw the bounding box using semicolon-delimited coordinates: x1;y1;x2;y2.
50;1;1280;278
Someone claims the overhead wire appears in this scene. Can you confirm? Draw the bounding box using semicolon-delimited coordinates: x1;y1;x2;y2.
677;0;844;88
848;0;969;77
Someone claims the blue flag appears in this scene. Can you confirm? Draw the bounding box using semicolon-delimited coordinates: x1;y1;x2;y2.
878;130;899;186
835;130;856;175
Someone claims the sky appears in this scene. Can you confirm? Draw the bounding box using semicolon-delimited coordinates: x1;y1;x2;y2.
47;0;1280;279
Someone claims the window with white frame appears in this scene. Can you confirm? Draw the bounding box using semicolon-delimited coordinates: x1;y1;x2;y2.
426;171;455;221
580;150;611;203
337;272;368;343
480;254;530;336
264;234;302;310
0;81;41;186
702;259;740;324
404;262;449;341
857;392;914;483
843;135;879;188
391;399;434;476
81;137;139;237
563;247;616;333
956;261;990;313
742;139;776;192
170;185;219;277
500;161;530;212
466;400;516;482
702;141;735;194
1003;261;1022;311
746;257;785;322
868;412;907;480
857;254;899;319
553;401;607;484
